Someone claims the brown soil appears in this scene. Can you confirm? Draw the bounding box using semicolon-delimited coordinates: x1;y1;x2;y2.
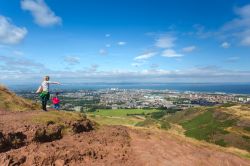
0;110;250;166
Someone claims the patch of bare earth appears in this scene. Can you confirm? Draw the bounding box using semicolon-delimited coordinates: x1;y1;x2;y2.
0;110;137;165
1;110;250;166
129;128;250;166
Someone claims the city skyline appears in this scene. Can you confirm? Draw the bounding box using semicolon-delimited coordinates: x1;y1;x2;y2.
0;0;250;84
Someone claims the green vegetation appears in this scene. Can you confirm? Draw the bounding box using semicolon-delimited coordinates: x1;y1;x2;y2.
244;127;250;132
181;111;235;142
135;118;158;127
87;109;161;126
219;103;237;108
242;135;250;141
31;111;83;125
0;85;40;111
215;139;227;147
87;105;250;152
91;109;159;117
159;120;171;130
30;111;87;134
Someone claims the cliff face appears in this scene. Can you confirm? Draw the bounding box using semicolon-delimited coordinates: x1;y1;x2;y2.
0;85;39;111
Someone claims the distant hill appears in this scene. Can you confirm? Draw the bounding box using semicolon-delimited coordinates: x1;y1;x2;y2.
0;85;39;111
138;104;250;152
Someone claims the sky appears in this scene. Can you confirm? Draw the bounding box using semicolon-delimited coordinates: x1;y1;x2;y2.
0;0;250;84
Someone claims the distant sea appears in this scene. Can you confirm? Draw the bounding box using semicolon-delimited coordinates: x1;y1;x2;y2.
7;83;250;95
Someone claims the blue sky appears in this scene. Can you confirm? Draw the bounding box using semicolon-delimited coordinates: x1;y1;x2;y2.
0;0;250;84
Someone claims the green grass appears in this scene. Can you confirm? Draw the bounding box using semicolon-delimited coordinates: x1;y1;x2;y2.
31;111;83;125
215;139;227;147
88;115;142;126
91;109;159;117
181;110;236;142
135;118;158;127
86;109;161;126
242;135;250;141
244;127;250;132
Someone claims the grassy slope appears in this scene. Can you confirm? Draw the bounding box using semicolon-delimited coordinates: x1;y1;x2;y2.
87;109;160;126
91;109;159;117
0;85;40;111
165;105;250;152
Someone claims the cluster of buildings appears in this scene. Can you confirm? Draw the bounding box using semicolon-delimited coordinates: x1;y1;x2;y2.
17;88;250;111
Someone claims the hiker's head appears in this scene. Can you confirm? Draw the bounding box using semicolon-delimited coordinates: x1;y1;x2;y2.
44;76;50;81
56;92;59;96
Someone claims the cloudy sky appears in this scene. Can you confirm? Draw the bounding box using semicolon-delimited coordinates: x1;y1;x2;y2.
0;0;250;84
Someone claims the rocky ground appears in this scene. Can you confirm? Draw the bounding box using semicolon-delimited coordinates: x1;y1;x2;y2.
0;110;250;166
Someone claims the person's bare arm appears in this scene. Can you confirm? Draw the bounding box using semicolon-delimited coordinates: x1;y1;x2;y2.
48;81;61;85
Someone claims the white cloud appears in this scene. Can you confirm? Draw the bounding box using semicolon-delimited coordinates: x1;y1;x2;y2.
193;24;216;39
234;4;250;19
241;30;250;46
131;62;144;67
84;64;99;72
0;55;45;73
226;56;240;62
221;42;231;48
161;49;183;58
221;4;250;46
105;34;111;37
182;45;196;52
134;51;157;60
150;63;159;69
155;35;176;48
105;44;111;48
99;49;108;55
13;50;24;56
117;41;126;46
0;15;27;44
21;0;62;27
2;65;250;83
64;56;80;65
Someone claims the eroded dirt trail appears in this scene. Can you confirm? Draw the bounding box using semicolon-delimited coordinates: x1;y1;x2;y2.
129;129;250;166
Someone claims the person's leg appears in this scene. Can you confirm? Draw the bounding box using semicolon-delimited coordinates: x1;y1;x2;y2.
41;99;47;111
41;96;47;111
44;99;47;111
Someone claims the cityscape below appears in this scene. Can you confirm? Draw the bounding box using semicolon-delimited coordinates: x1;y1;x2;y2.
14;83;250;112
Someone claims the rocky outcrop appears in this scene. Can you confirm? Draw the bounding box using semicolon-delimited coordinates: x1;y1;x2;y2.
33;124;62;143
72;119;94;133
0;131;27;152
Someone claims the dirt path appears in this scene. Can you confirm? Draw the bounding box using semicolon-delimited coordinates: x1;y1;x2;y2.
129;128;250;166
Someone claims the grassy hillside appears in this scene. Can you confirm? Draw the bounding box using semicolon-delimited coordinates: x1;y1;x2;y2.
87;109;160;126
140;105;250;152
0;85;39;111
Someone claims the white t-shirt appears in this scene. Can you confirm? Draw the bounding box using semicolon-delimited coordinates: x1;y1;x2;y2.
41;81;51;92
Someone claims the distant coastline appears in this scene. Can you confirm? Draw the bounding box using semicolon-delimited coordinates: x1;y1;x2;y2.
6;82;250;95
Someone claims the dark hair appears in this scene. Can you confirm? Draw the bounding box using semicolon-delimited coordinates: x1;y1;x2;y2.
56;92;59;95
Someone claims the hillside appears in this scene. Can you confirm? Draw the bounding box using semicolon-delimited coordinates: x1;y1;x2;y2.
138;104;250;152
0;85;39;111
0;87;250;165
